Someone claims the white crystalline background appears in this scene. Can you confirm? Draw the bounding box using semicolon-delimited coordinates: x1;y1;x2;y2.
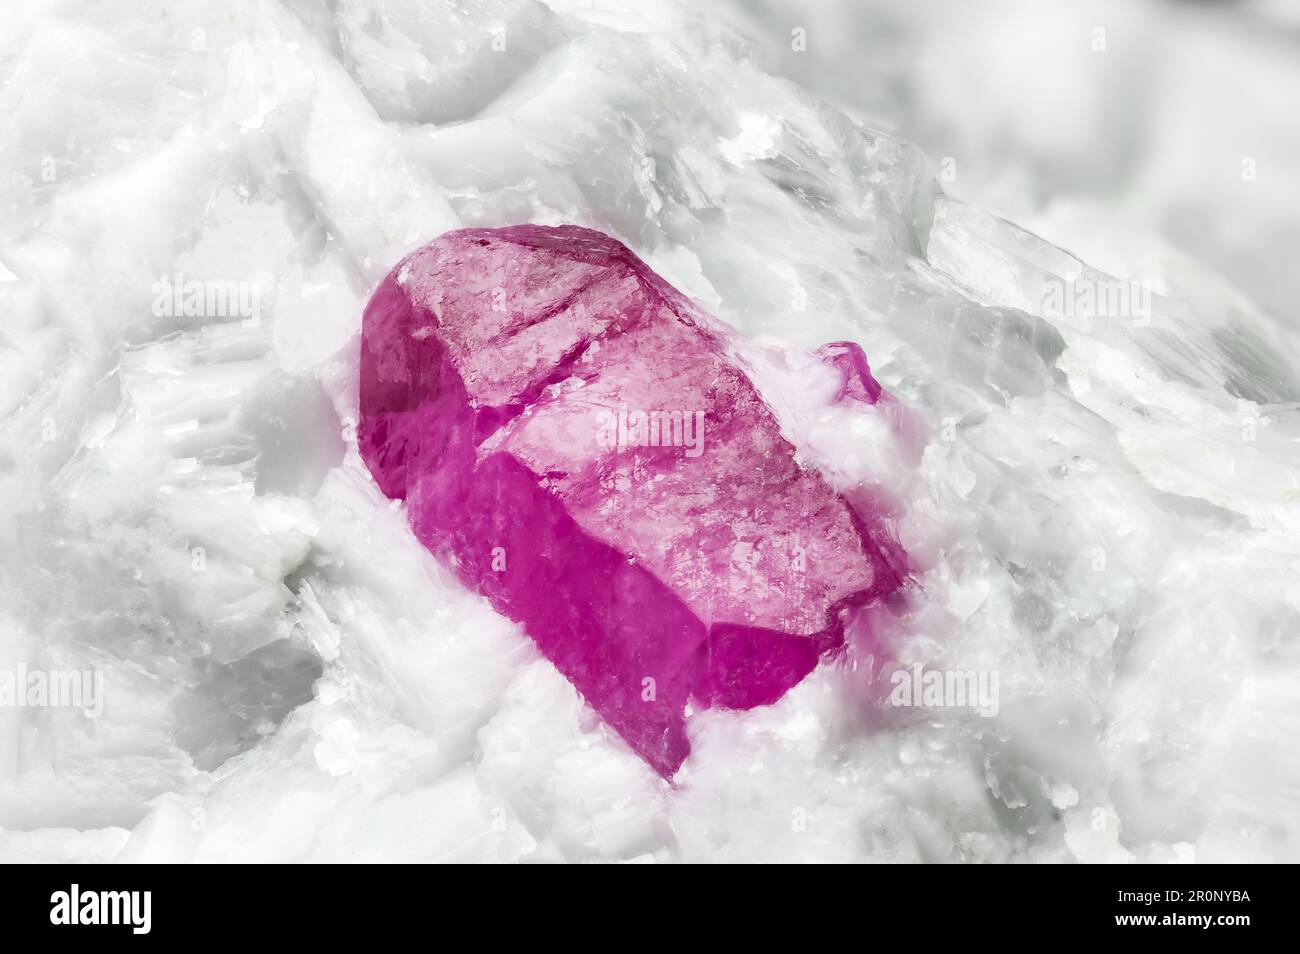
1;0;1298;863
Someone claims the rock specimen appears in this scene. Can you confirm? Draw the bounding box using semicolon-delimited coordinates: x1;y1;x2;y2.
359;225;902;777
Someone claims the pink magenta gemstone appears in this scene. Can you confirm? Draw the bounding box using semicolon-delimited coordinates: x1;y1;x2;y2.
359;225;903;777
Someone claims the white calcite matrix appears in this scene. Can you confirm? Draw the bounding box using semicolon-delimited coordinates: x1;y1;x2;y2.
0;0;1297;862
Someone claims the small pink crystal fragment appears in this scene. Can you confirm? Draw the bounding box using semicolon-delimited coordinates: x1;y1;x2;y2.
359;225;902;777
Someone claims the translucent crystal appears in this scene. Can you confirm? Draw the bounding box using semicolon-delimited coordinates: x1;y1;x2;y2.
359;224;903;775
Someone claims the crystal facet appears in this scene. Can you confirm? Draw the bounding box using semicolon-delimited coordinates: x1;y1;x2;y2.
359;225;902;777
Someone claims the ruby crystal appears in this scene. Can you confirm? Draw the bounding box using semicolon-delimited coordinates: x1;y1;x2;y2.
359;225;902;777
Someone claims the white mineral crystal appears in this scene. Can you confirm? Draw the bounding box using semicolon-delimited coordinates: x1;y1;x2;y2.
1;0;1297;862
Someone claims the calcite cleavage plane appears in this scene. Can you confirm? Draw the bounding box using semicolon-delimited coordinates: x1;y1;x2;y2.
359;224;903;777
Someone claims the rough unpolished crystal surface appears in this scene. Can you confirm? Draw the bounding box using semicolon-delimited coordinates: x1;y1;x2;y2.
359;225;902;776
